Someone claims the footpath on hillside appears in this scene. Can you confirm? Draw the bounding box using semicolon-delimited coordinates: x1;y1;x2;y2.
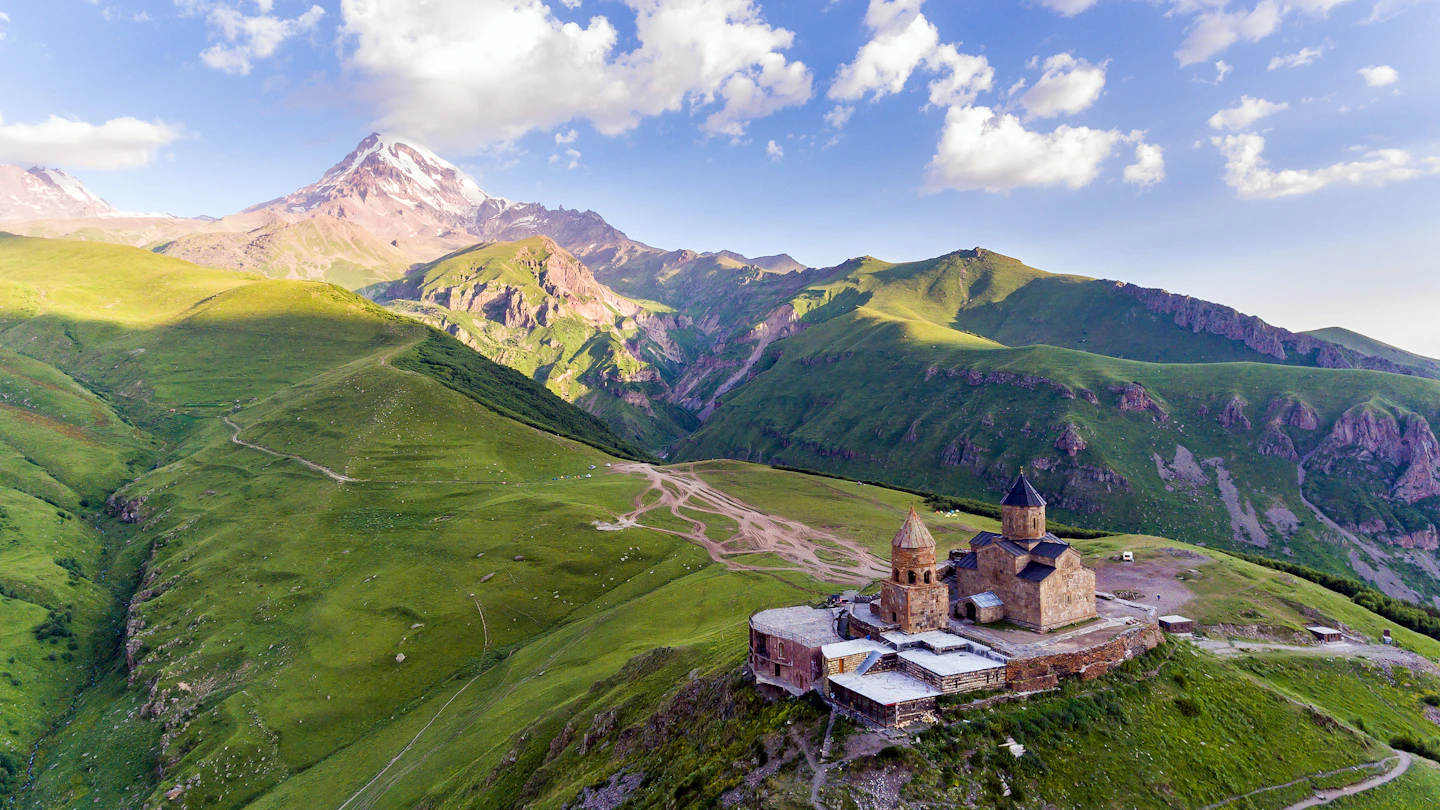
602;463;889;586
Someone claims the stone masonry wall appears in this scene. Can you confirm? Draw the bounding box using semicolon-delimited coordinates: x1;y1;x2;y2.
1005;622;1164;692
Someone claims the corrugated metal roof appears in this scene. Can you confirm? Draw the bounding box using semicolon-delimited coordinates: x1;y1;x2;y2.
1001;473;1046;508
892;507;936;549
955;552;978;570
968;591;1004;609
996;539;1030;557
1017;562;1055;582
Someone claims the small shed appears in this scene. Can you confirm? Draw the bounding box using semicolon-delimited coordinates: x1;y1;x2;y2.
1158;615;1194;634
1308;626;1343;643
957;591;1005;624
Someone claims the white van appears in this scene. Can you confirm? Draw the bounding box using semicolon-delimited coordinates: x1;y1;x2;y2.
1122;551;1134;562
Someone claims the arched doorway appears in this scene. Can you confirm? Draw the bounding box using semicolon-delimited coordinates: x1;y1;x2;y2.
965;602;977;620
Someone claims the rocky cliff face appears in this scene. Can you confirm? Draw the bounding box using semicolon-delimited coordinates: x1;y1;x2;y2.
1118;282;1438;379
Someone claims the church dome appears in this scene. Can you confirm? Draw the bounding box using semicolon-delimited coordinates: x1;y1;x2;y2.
892;507;936;549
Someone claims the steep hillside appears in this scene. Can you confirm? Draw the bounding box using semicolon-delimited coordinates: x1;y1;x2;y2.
677;299;1440;604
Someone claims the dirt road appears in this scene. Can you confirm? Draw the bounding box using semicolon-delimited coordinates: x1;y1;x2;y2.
607;463;888;586
1283;753;1411;809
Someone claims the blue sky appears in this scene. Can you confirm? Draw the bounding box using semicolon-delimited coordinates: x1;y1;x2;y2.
2;0;1438;353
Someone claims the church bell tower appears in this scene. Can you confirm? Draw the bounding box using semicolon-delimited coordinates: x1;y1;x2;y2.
879;507;950;633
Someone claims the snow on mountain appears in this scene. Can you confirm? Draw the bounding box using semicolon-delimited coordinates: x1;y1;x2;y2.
0;165;116;221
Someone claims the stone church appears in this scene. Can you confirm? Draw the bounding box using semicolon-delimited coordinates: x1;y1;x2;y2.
950;473;1097;632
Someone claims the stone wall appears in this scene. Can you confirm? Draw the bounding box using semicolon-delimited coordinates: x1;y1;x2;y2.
881;580;950;633
824;650;897;677
1036;557;1097;631
1005;622;1164;692
749;628;825;692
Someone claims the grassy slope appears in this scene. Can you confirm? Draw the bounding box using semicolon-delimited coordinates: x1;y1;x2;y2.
379;238;694;449
3;235;1439;808
678;307;1440;599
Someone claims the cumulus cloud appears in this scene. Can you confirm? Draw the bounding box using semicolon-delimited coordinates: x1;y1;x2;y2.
828;0;993;109
1268;45;1324;69
1214;132;1440;198
0;11;9;43
1038;0;1101;15
1208;95;1288;130
555;128;578;145
1124;142;1166;188
1174;0;1353;66
340;0;813;148
766;139;783;160
824;105;854;128
177;1;325;76
0;114;186;169
1213;60;1233;82
1019;53;1107;119
1359;64;1399;86
925;105;1148;192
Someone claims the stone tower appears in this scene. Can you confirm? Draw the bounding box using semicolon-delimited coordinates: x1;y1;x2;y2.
879;507;950;633
1000;472;1047;545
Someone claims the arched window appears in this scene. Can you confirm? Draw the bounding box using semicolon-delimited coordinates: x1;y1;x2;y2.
893;570;900;583
924;570;932;584
907;570;916;584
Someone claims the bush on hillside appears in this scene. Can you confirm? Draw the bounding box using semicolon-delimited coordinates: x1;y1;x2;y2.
1389;733;1440;762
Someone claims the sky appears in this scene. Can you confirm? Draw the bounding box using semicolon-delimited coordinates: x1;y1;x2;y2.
1;0;1438;354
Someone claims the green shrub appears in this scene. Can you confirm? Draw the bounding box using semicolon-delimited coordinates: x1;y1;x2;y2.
1175;697;1203;718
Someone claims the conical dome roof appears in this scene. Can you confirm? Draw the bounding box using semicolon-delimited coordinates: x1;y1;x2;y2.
892;507;936;549
1001;473;1046;508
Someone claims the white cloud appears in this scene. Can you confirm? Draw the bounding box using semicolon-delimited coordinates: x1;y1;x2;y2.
340;0;812;148
1268;45;1324;69
0;114;186;169
828;0;992;109
555;128;578;145
549;147;582;169
766;139;783;160
178;1;325;76
1213;132;1440;198
925;105;1144;192
824;105;854;128
1208;95;1288;130
1124;142;1166;188
1214;60;1233;82
0;11;10;42
1038;0;1101;15
1359;64;1399;86
1019;53;1106;119
1174;0;1353;66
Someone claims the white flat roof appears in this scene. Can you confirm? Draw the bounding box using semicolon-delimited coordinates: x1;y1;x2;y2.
751;607;842;647
821;639;892;659
899;648;1006;677
1307;626;1342;634
829;671;941;705
880;629;970;651
1159;615;1193;623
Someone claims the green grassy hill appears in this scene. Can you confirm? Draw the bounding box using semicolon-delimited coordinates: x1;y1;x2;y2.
3;234;1439;808
675;250;1440;604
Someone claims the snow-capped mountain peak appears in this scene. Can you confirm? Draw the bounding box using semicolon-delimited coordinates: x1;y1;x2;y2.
302;132;499;216
0;165;116;221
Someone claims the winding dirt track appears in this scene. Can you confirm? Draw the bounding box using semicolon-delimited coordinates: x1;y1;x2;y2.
609;463;888;586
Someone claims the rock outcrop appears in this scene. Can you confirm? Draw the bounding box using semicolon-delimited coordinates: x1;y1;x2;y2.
1218;396;1251;431
1111;382;1169;422
1315;405;1440;504
1055;423;1087;457
1266;396;1321;431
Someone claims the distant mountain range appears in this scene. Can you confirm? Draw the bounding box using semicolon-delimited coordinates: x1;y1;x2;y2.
3;134;1439;603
